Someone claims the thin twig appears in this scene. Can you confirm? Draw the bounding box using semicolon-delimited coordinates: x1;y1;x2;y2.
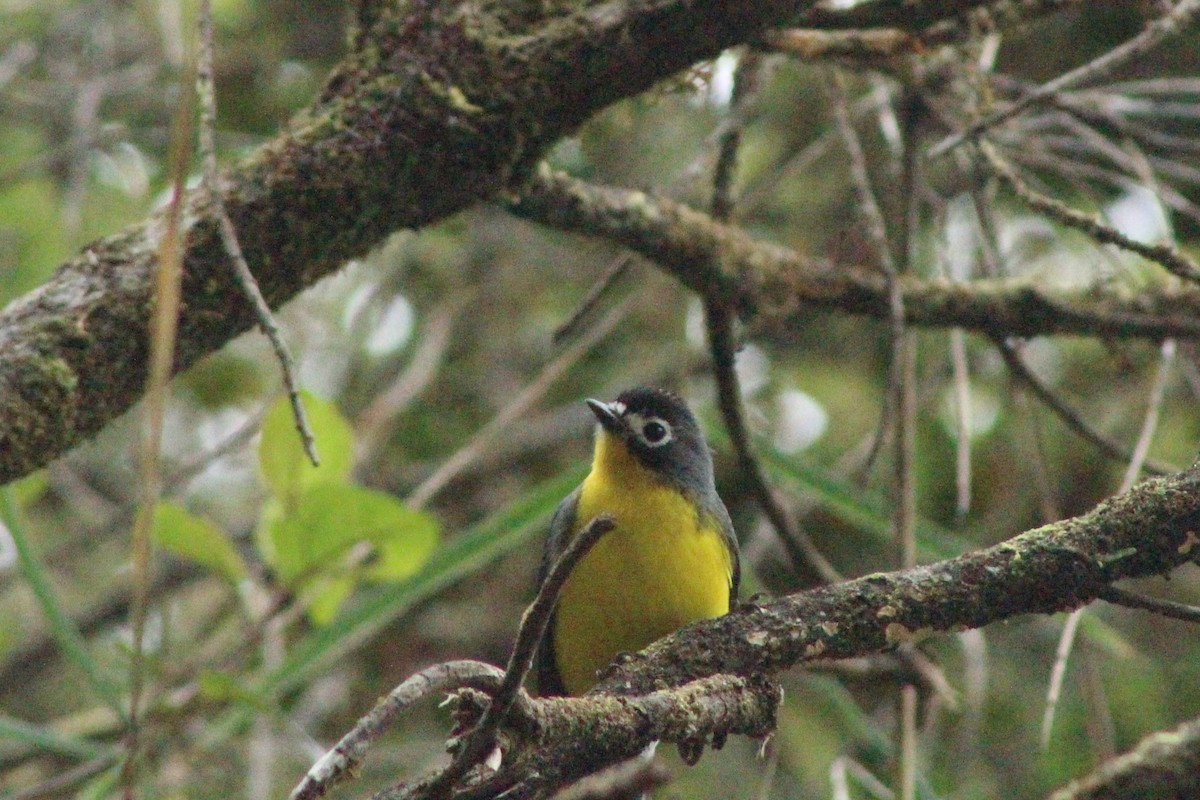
9;755;117;800
1121;338;1176;490
1041;607;1083;750
949;330;972;519
547;748;671;800
704;53;840;584
355;296;464;463
980;141;1200;285
1098;585;1200;624
123;37;195;797
406;294;631;509
705;305;841;586
993;339;1175;476
288;661;508;800
197;0;318;466
1043;335;1176;750
930;0;1200;156
427;516;616;799
827;70;897;276
553;254;634;345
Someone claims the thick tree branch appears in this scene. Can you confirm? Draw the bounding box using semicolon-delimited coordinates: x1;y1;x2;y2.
352;459;1200;799
586;460;1200;696
509;168;1200;343
0;0;821;485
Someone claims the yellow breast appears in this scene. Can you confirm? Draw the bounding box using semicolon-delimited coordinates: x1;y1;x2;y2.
552;432;733;695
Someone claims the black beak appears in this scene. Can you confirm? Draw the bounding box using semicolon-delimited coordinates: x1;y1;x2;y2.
586;398;623;433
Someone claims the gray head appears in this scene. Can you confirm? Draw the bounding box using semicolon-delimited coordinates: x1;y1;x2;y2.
586;387;715;495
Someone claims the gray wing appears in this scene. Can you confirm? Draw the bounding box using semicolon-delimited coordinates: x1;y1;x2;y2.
534;486;580;696
698;490;740;603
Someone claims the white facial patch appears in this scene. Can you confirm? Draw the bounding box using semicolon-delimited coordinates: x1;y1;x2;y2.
626;412;673;448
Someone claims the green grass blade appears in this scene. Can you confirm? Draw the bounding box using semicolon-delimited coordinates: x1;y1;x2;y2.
0;486;127;719
750;443;971;562
0;712;113;760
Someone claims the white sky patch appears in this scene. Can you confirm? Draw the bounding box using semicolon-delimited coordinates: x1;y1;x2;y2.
705;51;739;108
93;142;152;199
944;195;978;281
685;297;706;348
1106;185;1171;246
364;294;415;356
939;383;1001;441
734;343;770;395
0;518;15;573
774;389;828;453
341;279;375;331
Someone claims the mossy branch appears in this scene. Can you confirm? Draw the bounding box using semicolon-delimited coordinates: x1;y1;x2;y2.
508;168;1200;343
0;0;823;485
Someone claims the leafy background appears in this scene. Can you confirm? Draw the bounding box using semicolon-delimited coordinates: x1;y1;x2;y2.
2;2;1200;798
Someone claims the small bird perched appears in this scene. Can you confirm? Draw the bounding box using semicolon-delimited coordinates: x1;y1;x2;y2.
536;387;739;696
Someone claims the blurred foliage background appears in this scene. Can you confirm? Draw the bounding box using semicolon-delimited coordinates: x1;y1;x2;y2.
3;1;1200;798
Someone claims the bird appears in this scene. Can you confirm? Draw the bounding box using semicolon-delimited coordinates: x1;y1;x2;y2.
536;386;739;697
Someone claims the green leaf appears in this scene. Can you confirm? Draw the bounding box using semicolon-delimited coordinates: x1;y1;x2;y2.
151;502;248;584
258;391;354;500
259;484;440;622
307;575;357;627
203;467;583;749
197;671;269;711
268;465;582;696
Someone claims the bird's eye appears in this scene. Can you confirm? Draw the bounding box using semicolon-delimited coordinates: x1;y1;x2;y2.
642;420;669;444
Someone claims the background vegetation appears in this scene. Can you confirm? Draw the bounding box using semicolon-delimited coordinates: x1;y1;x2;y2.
2;1;1200;798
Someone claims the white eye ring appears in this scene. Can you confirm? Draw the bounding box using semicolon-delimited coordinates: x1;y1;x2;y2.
628;413;672;447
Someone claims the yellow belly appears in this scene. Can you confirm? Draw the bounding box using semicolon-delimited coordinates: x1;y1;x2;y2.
553;464;733;695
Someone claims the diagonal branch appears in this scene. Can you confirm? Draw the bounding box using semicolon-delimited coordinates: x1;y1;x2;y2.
587;460;1200;696
0;0;822;486
408;457;1200;798
508;169;1200;342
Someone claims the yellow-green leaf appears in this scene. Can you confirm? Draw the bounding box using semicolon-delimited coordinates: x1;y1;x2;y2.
257;483;440;623
258;391;354;501
151;502;248;584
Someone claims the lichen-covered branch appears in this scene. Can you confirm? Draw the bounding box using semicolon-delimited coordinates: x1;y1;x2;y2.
446;674;780;799
0;0;822;485
1046;715;1200;800
587;461;1200;696
509;168;1200;342
373;460;1200;799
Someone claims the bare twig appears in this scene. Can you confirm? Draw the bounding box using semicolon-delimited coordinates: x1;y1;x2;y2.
930;0;1200;156
122;38;195;796
980;141;1200;285
1046;715;1200;800
197;0;318;467
704;52;841;585
548;755;671;800
1098;585;1200;624
406;297;630;509
355;296;464;463
760;28;916;64
949;331;973;515
288;661;508;800
1043;334;1176;750
427;516;616;799
706;305;841;587
993;339;1175;476
553;254;635;345
1122;339;1177;489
